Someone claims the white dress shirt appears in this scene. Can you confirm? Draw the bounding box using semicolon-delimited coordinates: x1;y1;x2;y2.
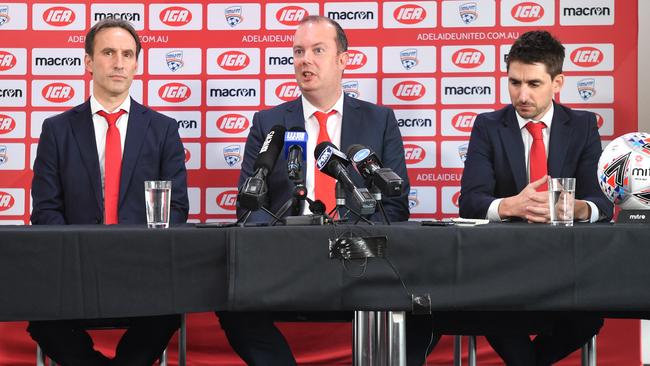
301;93;345;214
486;103;599;222
90;95;131;195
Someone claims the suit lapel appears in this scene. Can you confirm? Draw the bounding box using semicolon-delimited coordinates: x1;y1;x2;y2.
284;98;306;130
70;100;103;211
498;106;527;192
119;99;150;207
547;103;572;178
340;95;361;152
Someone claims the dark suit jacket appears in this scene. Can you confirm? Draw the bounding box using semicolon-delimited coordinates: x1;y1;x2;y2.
459;102;613;221
238;95;410;222
31;98;189;225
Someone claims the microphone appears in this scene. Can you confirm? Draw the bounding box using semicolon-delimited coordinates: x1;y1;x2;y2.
314;141;376;215
238;125;287;210
347;144;404;197
284;127;308;183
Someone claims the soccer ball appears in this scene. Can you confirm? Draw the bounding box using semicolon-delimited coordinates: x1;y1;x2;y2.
597;132;650;209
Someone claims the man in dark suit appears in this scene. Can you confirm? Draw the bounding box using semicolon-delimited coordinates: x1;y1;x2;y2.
217;16;410;365
28;19;188;366
407;31;612;366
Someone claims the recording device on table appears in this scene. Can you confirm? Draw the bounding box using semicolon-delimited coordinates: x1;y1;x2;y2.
315;141;376;224
347;144;404;225
237;124;287;224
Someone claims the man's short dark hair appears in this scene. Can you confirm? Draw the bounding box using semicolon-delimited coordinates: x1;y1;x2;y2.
299;15;348;53
506;30;565;79
85;19;141;58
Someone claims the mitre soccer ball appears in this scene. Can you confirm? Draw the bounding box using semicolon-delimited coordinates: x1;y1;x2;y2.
597;132;650;209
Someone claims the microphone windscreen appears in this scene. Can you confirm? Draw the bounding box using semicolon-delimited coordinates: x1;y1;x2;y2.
346;144;371;163
254;125;287;172
284;127;308;160
314;141;337;160
314;141;349;177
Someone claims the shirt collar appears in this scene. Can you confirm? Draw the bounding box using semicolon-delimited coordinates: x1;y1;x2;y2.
90;94;131;116
516;102;554;130
301;92;345;119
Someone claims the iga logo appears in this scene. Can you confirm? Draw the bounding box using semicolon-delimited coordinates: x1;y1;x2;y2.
42;82;74;103
0;114;16;134
570;47;603;67
184;147;191;163
0;191;15;211
217;114;250;134
43;6;75;26
217;50;250;71
404;143;425;164
595;112;604;129
275;81;301;102
276;6;308;26
160;6;192;26
452;190;460;207
452;48;485;69
346;50;367;70
217;190;238;211
159;82;191;103
393;81;425;101
0;50;16;71
511;2;544;22
393;4;426;25
452;112;477;133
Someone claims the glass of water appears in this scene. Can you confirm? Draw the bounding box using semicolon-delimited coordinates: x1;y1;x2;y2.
144;180;171;228
548;177;575;226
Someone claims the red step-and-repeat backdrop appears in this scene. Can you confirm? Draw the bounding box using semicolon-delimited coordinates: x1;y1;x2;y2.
0;0;640;365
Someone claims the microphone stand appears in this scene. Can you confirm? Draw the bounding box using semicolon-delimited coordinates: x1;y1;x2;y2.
330;181;374;225
271;164;335;225
369;184;391;225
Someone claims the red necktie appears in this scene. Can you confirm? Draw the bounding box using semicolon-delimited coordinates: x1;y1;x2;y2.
97;109;127;224
313;110;337;212
525;121;547;191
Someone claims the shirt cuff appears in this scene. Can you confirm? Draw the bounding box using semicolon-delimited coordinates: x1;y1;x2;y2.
585;200;600;223
487;198;504;222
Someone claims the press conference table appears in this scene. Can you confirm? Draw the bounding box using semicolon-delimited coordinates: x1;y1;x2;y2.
2;222;650;322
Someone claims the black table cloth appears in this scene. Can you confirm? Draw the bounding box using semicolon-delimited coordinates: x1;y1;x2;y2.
1;222;649;321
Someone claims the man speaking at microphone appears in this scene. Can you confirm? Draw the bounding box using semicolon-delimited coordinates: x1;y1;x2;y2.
217;15;410;365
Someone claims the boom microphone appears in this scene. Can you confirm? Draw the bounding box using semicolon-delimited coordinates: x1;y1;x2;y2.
347;144;404;197
314;141;376;215
284;127;308;183
238;125;287;210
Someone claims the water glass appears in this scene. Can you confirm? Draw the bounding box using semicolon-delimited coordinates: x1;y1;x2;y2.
144;180;171;228
548;177;575;226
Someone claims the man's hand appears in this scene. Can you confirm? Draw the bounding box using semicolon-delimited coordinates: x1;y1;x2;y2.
498;175;550;222
574;200;592;221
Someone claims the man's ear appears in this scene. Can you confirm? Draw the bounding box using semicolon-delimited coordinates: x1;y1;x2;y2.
338;51;349;71
84;54;93;74
552;73;564;94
